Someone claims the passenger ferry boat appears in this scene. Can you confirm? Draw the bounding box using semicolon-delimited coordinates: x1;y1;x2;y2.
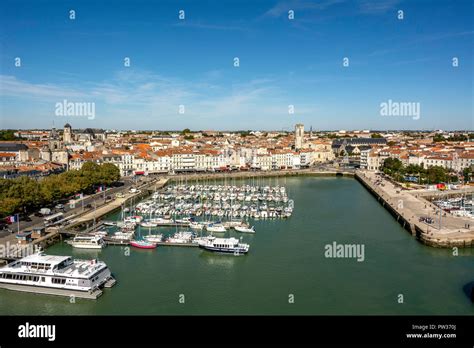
0;252;116;299
68;235;106;249
198;236;249;255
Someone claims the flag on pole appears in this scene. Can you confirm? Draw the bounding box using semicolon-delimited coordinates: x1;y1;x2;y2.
6;214;18;223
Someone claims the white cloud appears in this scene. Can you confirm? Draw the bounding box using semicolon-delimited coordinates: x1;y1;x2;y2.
0;71;318;129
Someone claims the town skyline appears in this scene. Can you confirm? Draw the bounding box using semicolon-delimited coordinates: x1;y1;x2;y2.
4;125;474;132
1;0;473;131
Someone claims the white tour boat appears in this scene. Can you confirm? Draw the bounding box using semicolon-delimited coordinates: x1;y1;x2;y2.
198;236;249;255
68;235;106;249
0;252;116;299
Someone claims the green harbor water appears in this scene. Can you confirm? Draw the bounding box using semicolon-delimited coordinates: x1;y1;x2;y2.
1;176;473;315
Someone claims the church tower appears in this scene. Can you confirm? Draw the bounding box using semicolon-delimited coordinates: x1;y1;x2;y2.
63;123;72;143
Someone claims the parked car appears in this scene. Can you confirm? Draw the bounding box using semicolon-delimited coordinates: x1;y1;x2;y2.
55;204;65;210
39;208;51;216
419;216;434;224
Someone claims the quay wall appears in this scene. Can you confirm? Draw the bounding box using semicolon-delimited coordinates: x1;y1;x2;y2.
354;172;416;236
355;172;474;248
167;169;354;182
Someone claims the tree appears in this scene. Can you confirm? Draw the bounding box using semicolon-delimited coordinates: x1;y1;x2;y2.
0;130;20;141
371;133;383;138
382;158;403;174
99;163;121;185
0;162;122;218
425;166;448;184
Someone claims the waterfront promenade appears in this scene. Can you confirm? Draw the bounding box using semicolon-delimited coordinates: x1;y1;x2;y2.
356;170;474;248
68;177;169;227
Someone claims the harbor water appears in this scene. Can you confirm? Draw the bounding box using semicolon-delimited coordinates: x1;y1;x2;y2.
1;176;473;315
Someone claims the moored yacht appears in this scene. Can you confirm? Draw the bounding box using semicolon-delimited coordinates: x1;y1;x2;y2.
189;221;204;230
130;239;157;249
234;225;256;233
144;234;163;243
206;223;227;233
0;252;116;299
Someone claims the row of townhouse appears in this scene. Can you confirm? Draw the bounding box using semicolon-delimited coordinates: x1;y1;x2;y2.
69;149;229;176
364;147;474;172
68;144;337;176
251;150;300;170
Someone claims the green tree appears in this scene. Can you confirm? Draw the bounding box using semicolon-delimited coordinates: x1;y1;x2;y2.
98;163;121;185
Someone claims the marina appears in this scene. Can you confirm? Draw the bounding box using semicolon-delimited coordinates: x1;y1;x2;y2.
61;182;295;252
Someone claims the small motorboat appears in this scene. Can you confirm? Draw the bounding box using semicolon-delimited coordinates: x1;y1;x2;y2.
130;239;157;249
206;223;227;233
140;221;158;228
144;234;163;243
234;225;255;233
189;222;204;230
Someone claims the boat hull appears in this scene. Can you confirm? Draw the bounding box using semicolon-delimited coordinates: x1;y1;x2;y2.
130;241;157;249
234;227;255;233
199;245;248;254
0;280;115;299
71;244;104;249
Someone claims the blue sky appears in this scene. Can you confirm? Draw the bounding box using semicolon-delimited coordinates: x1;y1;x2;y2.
0;0;472;131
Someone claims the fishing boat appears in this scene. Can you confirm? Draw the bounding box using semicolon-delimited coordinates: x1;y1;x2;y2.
234;225;256;233
130;240;157;249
